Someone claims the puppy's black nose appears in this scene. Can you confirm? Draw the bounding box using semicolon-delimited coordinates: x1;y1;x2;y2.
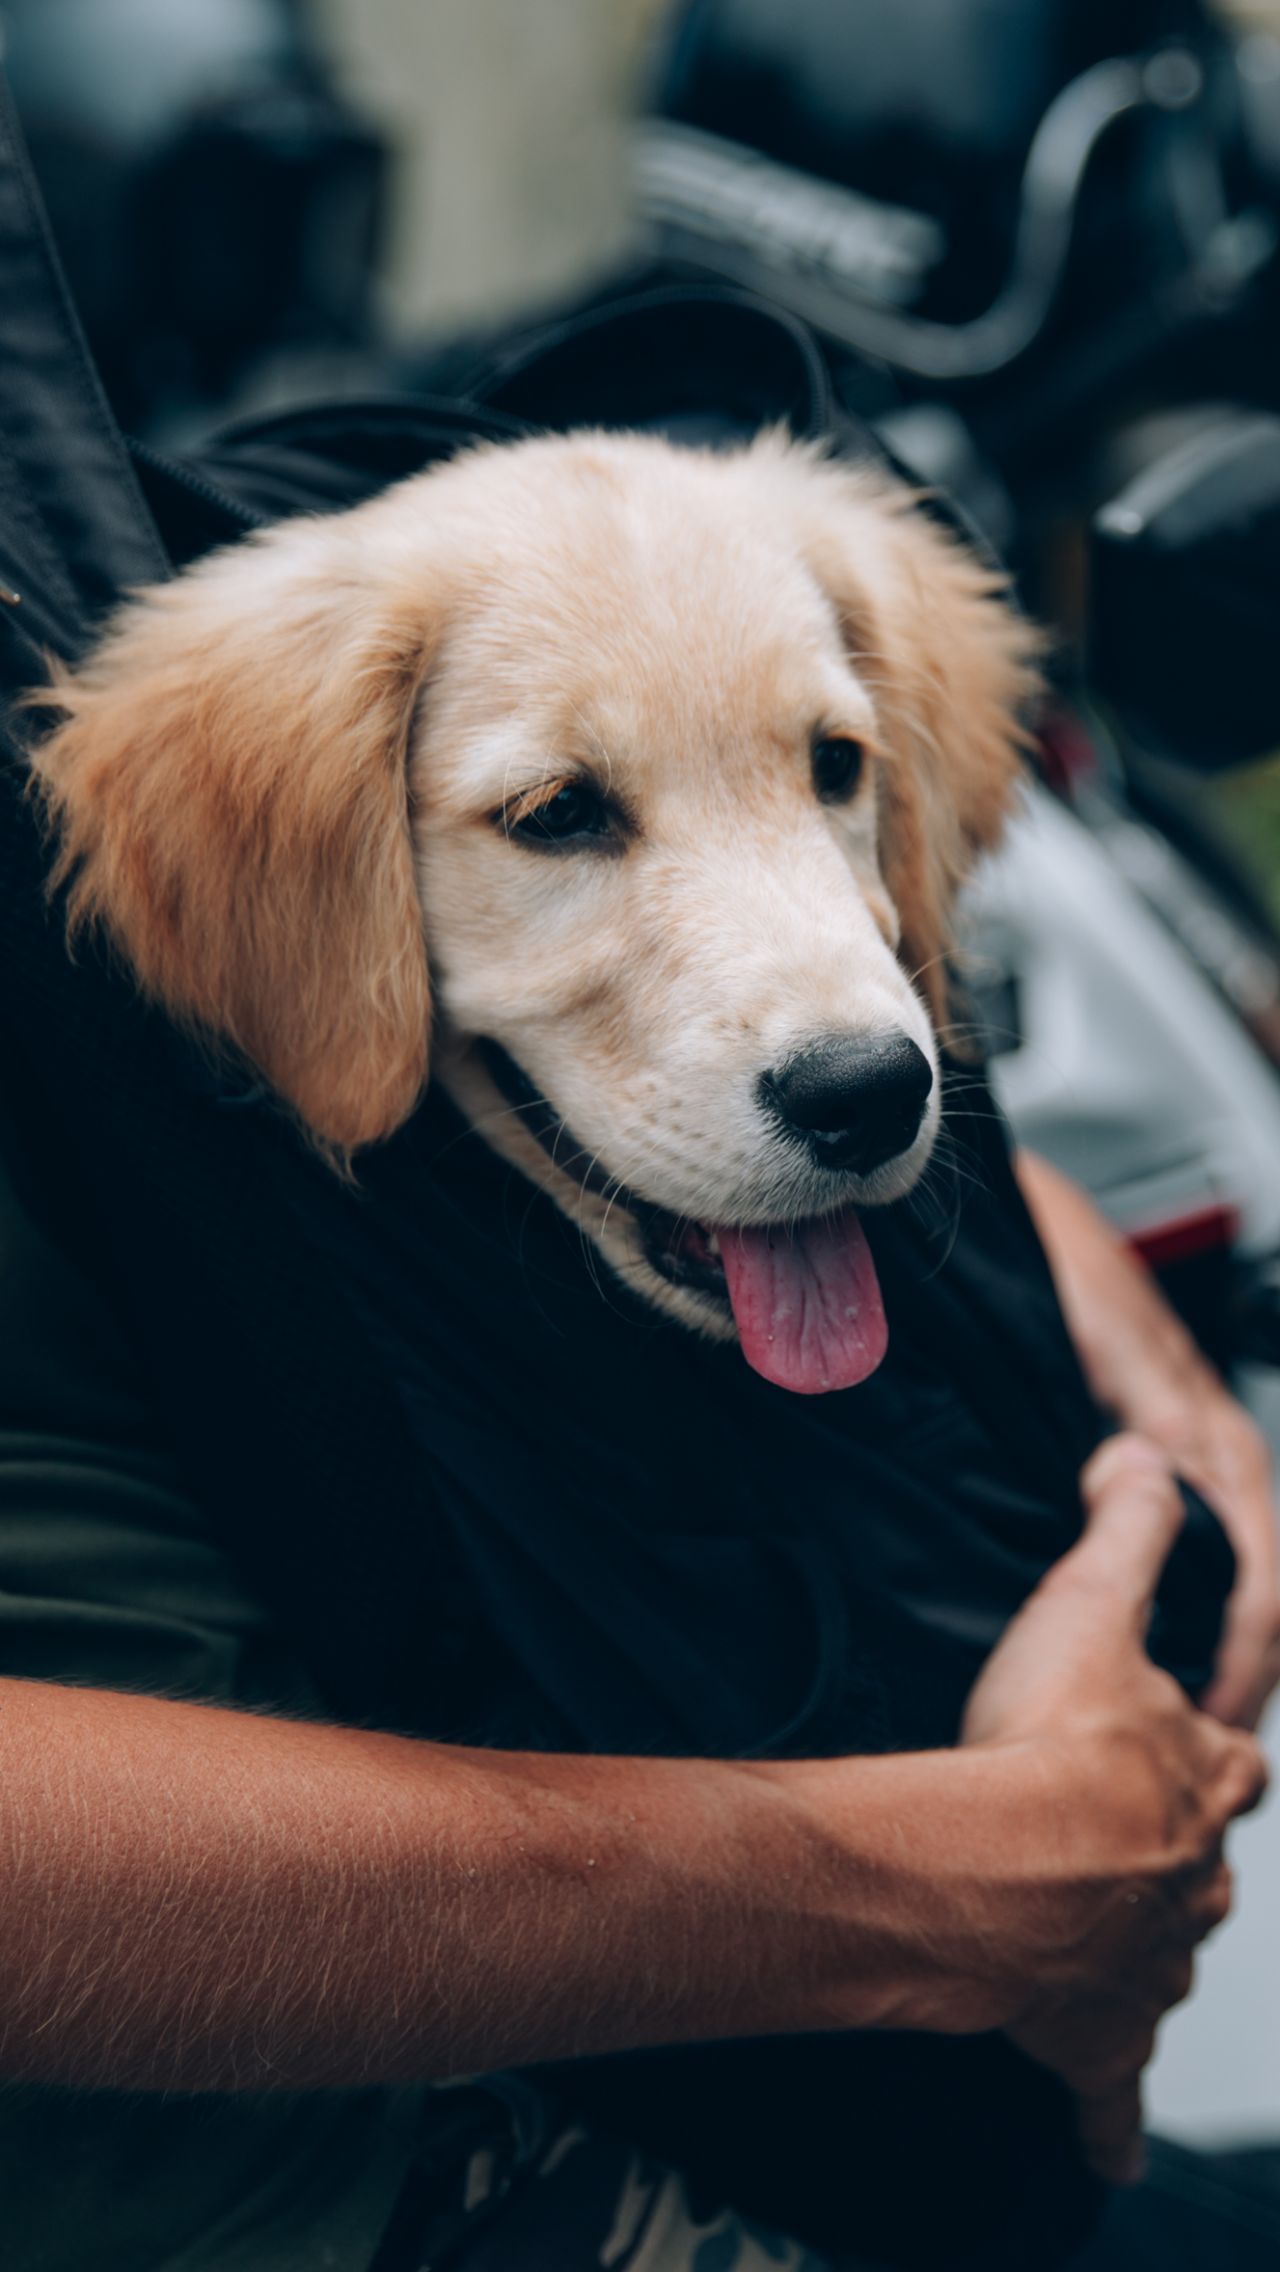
764;1032;934;1175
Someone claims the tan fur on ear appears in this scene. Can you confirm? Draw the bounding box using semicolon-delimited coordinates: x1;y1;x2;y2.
789;453;1043;1026
27;507;439;1155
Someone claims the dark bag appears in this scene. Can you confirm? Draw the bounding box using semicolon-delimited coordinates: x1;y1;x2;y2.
0;80;1231;2272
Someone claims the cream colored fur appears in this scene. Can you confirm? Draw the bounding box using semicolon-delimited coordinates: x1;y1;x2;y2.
28;429;1039;1332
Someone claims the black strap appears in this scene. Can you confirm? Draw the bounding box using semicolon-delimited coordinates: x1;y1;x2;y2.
467;279;836;437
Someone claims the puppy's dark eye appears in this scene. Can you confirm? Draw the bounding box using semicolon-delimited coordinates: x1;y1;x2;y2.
507;781;612;848
812;735;866;804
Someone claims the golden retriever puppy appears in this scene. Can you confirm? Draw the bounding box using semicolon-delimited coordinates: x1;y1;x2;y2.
29;430;1037;1394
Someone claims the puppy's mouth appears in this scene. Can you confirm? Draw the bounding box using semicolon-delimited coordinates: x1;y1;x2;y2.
642;1207;887;1396
478;1041;888;1397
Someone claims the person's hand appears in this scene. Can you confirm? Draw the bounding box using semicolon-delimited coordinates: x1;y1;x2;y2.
1145;1362;1280;1728
960;1434;1268;2185
1016;1149;1280;1728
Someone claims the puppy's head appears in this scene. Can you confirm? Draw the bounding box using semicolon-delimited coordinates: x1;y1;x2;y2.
29;431;1038;1393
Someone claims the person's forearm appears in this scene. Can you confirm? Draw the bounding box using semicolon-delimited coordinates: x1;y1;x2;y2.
0;1676;1030;2092
1014;1147;1198;1418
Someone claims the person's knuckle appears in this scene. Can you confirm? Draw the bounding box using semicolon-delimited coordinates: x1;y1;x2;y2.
1163;1730;1261;1851
1106;1708;1214;1848
1127;1661;1191;1727
1197;1862;1234;1932
1082;1434;1152;1493
1219;1732;1270;1817
1152;1807;1215;1885
1116;1474;1183;1532
1180;1795;1230;1872
1161;1952;1195;2009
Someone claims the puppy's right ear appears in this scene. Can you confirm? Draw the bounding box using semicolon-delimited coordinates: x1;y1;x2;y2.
28;505;442;1157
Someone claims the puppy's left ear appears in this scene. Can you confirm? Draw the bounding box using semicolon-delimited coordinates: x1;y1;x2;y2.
799;460;1042;1021
27;502;442;1157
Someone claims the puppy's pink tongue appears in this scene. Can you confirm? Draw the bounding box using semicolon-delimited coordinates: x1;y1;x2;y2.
717;1210;888;1395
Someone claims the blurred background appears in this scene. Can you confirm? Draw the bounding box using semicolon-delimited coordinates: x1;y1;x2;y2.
7;0;1280;2146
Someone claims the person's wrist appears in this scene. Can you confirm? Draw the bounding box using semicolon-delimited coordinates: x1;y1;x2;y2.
748;1743;1052;2040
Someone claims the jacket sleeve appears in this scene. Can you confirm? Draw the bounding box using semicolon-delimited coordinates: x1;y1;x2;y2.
0;1086;318;1709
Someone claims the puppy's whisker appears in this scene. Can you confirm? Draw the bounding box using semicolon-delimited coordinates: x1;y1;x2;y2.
578;1176;639;1322
902;1144;972;1276
903;947;952;995
596;1174;633;1247
934;1019;1007;1050
426;1091;553;1173
930;1114;996;1200
934;1069;1011;1126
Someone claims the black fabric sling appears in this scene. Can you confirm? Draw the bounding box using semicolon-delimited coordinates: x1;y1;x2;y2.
0;88;1234;2272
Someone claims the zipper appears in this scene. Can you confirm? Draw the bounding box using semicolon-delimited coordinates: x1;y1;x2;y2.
126;436;271;533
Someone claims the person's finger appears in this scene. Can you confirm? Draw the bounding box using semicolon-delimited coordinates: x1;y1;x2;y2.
1184;1858;1234;1938
1209;1728;1270;1825
1201;1574;1280;1729
1052;1435;1185;1641
1175;1412;1280;1726
961;1437;1186;1745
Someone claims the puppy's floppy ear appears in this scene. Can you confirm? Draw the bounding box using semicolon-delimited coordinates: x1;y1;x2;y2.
28;504;440;1156
796;457;1042;1022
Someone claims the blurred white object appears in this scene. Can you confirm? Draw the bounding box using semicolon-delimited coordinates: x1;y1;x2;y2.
968;784;1280;1251
316;0;648;328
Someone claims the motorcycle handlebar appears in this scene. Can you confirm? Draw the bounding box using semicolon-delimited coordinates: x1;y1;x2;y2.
639;48;1268;384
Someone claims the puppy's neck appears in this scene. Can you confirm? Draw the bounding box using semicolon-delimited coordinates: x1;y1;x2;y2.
435;1033;735;1341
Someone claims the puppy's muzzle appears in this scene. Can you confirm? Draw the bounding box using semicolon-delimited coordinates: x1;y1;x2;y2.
763;1032;934;1175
